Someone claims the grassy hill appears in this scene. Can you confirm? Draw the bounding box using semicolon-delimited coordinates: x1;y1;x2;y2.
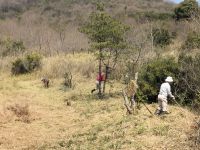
0;53;199;150
0;1;200;149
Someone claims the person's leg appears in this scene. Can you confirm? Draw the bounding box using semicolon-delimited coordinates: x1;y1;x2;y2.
130;94;136;114
162;99;168;112
155;95;162;115
96;81;99;90
130;96;135;107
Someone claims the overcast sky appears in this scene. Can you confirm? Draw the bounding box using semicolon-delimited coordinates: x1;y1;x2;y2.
167;0;200;3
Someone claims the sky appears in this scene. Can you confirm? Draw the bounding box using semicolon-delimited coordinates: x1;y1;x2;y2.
168;0;200;3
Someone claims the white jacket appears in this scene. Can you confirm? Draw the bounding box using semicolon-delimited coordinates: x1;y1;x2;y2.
159;82;174;99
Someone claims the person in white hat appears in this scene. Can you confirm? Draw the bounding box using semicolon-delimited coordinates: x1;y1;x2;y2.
155;76;175;115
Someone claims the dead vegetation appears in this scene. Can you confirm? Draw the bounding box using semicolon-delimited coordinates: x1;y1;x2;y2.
0;102;33;124
189;118;200;149
6;103;31;123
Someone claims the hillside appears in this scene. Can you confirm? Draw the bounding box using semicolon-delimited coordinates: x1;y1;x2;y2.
0;54;198;150
0;0;175;53
0;1;200;150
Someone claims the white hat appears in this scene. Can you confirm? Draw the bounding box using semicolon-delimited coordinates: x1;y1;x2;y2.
165;76;173;82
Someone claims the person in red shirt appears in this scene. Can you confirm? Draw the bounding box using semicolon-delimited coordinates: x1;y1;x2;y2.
91;72;105;94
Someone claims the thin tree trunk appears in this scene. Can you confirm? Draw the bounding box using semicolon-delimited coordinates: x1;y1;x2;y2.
103;65;108;94
98;48;102;98
122;89;132;114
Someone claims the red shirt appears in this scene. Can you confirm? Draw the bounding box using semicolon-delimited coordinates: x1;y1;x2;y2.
96;74;105;81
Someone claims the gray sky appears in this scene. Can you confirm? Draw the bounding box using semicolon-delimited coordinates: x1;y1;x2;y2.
166;0;200;3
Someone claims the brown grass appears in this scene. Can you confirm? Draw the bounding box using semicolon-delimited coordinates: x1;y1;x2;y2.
0;54;198;149
6;103;30;123
37;53;96;79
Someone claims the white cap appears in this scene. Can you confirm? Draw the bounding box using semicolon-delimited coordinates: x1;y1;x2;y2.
165;76;173;82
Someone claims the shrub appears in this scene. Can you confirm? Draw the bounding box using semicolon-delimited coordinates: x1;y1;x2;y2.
11;53;41;75
177;54;200;105
182;32;200;50
174;0;199;20
152;28;172;47
138;57;179;103
63;72;73;88
138;54;200;109
24;53;41;72
11;58;28;75
0;38;25;56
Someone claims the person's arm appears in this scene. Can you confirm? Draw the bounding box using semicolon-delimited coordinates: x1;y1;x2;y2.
167;84;175;99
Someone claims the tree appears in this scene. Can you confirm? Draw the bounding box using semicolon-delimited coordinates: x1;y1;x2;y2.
81;4;129;98
174;0;199;20
152;27;172;47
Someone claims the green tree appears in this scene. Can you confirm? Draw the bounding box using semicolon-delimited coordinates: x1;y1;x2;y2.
174;0;199;20
81;4;129;98
152;28;172;47
138;57;179;103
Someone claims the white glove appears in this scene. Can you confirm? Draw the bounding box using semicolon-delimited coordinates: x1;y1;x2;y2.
171;95;175;100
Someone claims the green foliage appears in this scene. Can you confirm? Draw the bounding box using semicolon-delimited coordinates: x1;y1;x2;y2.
11;58;28;75
0;38;25;56
128;11;173;21
138;58;179;103
96;2;104;11
11;53;41;75
81;5;129;96
138;54;200;109
152;28;172;47
174;0;199;20
81;11;129;51
24;53;41;72
182;32;200;50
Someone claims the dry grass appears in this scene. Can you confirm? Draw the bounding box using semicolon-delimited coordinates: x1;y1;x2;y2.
6;103;31;123
0;53;197;149
37;52;96;79
0;54;198;149
0;52;96;80
189;118;200;149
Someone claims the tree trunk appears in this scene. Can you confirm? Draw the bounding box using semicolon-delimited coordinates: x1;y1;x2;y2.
122;89;132;114
103;65;109;94
98;48;102;98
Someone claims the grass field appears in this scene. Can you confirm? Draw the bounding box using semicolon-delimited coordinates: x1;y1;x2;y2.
0;54;198;150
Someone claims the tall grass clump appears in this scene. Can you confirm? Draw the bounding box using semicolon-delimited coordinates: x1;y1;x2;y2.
38;53;96;78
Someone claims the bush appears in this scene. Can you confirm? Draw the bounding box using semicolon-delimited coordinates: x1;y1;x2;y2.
152;28;172;47
0;38;25;56
11;58;28;75
138;54;200;110
182;32;200;50
24;53;41;72
11;53;41;75
174;0;199;20
177;54;200;105
138;57;179;103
